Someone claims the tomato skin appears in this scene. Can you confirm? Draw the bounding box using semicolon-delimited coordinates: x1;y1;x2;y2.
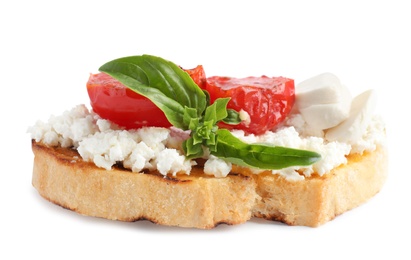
86;73;172;129
205;76;295;135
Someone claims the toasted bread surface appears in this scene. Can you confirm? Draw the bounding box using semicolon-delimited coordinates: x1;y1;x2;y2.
31;140;388;228
248;149;388;226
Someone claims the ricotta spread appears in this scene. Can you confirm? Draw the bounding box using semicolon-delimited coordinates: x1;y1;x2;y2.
28;103;386;181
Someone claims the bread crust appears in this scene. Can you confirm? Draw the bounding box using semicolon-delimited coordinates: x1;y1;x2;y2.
31;140;388;228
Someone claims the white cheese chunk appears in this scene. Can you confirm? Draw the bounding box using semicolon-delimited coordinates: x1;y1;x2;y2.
296;73;352;130
325;89;376;144
296;73;349;108
155;149;193;176
204;155;232;178
28;104;99;147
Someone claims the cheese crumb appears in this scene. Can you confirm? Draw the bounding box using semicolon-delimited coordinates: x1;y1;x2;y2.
204;155;232;178
28;105;98;147
239;109;251;126
155;149;193;176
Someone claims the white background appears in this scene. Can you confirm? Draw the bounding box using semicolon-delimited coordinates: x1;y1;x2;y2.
1;0;410;259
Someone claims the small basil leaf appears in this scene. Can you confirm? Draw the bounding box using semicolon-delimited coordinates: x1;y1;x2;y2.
212;129;321;170
206;132;217;152
183;138;204;159
189;118;200;133
223;109;241;125
211;98;230;123
203;98;227;126
183;107;198;128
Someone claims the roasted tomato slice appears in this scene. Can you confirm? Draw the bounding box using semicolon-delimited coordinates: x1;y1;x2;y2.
86;72;172;129
205;76;295;135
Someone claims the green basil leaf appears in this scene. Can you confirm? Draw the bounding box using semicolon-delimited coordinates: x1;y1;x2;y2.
212;129;321;170
223;109;241;125
183;106;198;128
99;55;207;130
204;98;230;125
183;138;204;159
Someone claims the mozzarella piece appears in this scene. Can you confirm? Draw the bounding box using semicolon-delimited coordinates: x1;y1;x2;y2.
296;73;349;109
325;89;376;144
295;73;352;130
299;101;350;130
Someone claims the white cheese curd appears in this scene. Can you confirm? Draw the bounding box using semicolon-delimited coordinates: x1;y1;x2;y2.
302;138;351;176
78;130;140;170
204;155;232;178
350;115;387;154
283;113;325;138
77;126;193;175
155;149;193;176
230;130;259;143
29;102;385;180
136;127;169;151
28;104;99;147
123;142;155;172
96;118;118;132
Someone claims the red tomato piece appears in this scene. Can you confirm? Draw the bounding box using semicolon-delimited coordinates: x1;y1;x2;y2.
86;72;172;129
205;76;295;135
183;65;207;89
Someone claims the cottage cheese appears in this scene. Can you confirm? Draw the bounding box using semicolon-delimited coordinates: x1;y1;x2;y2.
28;104;385;181
29;105;99;147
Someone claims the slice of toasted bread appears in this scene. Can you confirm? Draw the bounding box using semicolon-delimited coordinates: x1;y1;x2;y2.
31;140;388;228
